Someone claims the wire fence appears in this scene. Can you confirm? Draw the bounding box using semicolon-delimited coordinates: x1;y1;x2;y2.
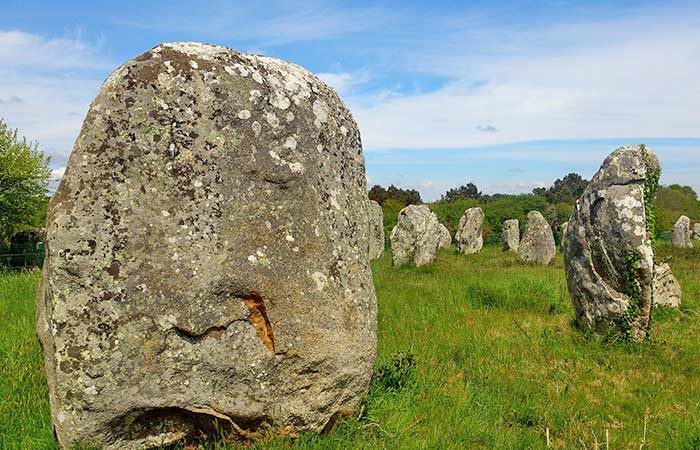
0;242;45;270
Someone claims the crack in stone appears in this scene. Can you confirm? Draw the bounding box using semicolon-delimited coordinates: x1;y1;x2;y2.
240;292;275;353
172;318;243;343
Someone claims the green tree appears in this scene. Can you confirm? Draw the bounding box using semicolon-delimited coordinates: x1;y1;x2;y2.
0;120;51;244
533;173;588;204
442;182;482;202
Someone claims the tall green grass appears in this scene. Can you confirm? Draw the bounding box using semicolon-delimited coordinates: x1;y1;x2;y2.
0;270;54;450
1;242;699;449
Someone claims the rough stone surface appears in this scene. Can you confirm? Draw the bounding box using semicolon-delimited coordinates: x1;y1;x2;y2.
438;224;451;249
653;263;681;308
389;205;441;266
563;145;659;340
672;215;693;248
368;200;384;260
455;207;484;254
560;221;569;249
518;211;555;265
694;223;700;240
36;42;377;450
501;219;519;252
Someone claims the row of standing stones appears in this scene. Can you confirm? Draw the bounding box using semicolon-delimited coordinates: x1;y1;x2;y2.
386;206;556;266
382;145;681;330
36;43;683;449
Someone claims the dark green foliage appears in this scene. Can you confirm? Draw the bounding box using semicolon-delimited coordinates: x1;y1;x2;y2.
368;184;422;206
371;351;417;392
642;146;661;248
441;182;482;202
532;173;589;204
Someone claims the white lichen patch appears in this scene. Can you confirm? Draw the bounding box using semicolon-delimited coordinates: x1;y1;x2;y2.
265;112;280;128
249;89;262;102
312;272;328;291
283;137;297;150
271;94;291;110
312;100;329;125
237;110;251;120
252;121;262;137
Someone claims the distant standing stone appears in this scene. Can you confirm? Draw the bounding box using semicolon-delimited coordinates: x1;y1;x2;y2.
438;223;452;249
36;42;377;450
369;200;385;260
455;207;484;254
501;219;519;252
694;223;700;240
518;211;555;265
563;145;660;340
672;215;693;248
390;205;441;266
653;263;681;307
560;221;569;249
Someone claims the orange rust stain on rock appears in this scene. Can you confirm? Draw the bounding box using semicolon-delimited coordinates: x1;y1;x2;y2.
241;292;275;353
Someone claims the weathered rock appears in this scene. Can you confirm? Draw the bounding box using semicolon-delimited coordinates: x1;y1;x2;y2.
438;224;451;249
36;42;377;450
560;221;569;249
368;200;385;260
653;263;681;307
672;215;693;248
390;205;441;266
694;223;700;240
501;219;519;252
518;211;555;265
455;207;484;254
563;145;660;340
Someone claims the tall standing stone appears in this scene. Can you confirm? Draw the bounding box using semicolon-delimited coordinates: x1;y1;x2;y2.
501;219;519;252
390;205;441;266
518;211;555;265
438;223;452;249
36;43;377;450
368;200;385;260
653;263;681;307
455;207;484;254
694;223;700;240
563;145;660;340
671;215;693;248
560;221;569;249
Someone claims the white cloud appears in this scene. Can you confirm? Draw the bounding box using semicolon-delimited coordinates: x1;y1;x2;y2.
348;11;700;151
316;71;370;97
115;3;391;46
0;31;107;168
0;30;110;70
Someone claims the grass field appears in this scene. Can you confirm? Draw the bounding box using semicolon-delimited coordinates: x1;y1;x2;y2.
2;242;700;449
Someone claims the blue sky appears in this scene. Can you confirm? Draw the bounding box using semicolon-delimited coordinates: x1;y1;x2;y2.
1;0;699;200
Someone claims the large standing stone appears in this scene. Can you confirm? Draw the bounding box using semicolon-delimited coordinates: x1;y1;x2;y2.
563;145;659;340
653;263;681;307
501;219;519;252
36;43;377;450
368;200;385;260
518;211;555;265
455;207;484;254
390;205;441;266
671;215;693;248
438;223;452;249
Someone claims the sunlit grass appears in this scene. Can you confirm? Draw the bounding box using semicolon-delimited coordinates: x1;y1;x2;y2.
1;241;699;449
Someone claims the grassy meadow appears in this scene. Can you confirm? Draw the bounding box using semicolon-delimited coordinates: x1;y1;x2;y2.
2;242;700;449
